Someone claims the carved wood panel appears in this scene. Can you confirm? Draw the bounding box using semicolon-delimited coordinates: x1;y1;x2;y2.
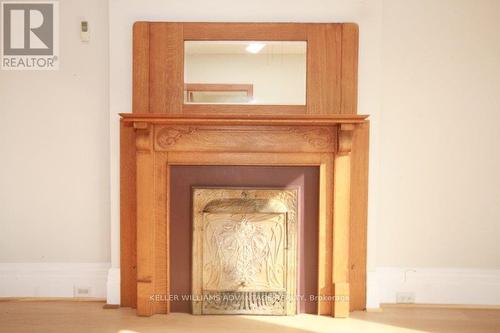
155;125;337;153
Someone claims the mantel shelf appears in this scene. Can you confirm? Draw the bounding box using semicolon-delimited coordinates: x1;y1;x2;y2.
120;113;369;126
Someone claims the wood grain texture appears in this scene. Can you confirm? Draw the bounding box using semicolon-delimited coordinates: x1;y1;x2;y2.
133;22;150;114
349;122;369;311
135;125;155;316
333;283;350;317
306;24;342;115
120;122;137;308
167;151;325;166
340;24;359;115
332;126;354;318
154;153;169;314
149;23;183;114
183;22;308;41
317;154;333;315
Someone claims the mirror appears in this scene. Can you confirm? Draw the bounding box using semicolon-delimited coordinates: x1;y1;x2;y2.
184;41;307;105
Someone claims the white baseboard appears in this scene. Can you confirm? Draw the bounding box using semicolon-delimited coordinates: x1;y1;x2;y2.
4;264;498;308
366;269;381;309
106;267;120;305
0;263;110;298
367;267;500;309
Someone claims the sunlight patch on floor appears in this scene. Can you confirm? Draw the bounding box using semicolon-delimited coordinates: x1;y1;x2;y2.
241;313;426;333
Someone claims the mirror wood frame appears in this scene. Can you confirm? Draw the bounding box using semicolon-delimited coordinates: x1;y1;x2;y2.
133;22;358;115
121;22;368;316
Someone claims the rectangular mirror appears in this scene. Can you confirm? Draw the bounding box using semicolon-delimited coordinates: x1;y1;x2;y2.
184;41;307;105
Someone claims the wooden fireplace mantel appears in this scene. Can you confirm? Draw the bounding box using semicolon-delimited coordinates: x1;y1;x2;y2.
121;21;368;319
120;112;369;318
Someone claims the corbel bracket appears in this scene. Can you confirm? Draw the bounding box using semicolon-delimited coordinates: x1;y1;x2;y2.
337;123;355;155
134;122;152;152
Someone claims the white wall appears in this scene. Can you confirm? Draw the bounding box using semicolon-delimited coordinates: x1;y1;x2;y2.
0;0;109;297
379;0;500;269
369;0;500;306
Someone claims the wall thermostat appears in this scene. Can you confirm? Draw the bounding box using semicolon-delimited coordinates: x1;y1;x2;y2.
80;21;89;42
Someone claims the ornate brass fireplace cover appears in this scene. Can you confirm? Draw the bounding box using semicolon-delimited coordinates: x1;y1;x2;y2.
192;188;298;315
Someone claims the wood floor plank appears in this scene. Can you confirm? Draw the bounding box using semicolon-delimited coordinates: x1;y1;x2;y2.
1;301;499;333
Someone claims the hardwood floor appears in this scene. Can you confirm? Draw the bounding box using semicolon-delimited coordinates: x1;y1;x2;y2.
0;301;499;333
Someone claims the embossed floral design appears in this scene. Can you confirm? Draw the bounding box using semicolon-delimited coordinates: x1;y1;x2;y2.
216;217;269;286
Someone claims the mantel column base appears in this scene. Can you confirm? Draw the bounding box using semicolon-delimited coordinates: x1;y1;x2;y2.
332;282;350;318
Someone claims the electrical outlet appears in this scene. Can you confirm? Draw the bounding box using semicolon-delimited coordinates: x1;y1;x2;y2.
396;292;415;304
74;286;92;297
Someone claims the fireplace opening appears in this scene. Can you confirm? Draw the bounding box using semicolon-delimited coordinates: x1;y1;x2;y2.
169;166;319;314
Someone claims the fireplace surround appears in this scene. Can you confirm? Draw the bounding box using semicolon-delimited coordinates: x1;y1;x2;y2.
120;22;369;318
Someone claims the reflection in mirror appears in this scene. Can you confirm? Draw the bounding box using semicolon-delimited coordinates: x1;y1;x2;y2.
184;41;306;105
